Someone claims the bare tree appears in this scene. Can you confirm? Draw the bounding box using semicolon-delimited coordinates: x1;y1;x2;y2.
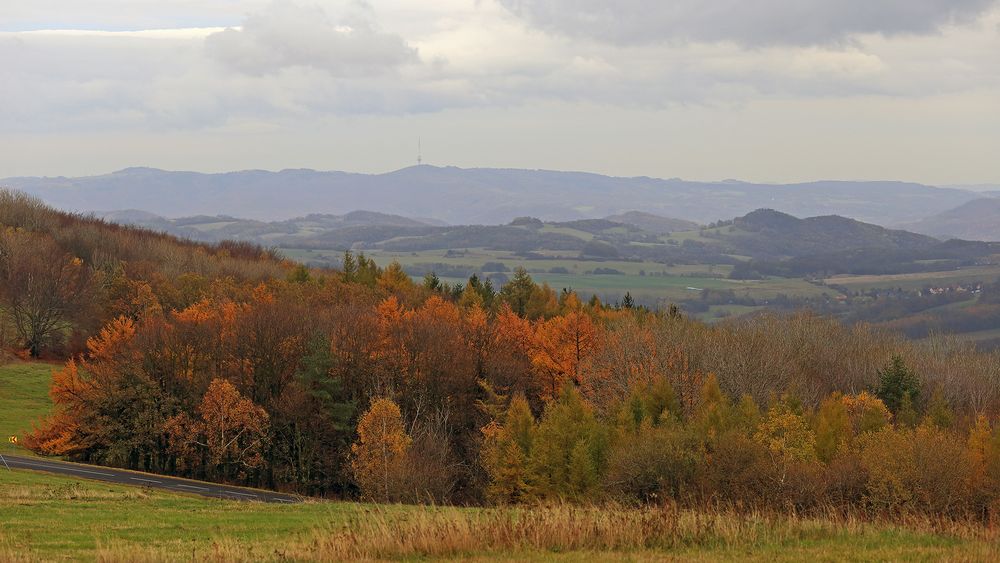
0;230;91;357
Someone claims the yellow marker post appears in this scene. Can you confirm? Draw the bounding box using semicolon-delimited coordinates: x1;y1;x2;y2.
0;437;10;470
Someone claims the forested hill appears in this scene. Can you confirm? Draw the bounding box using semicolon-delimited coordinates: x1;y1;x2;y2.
0;189;289;356
724;209;939;258
3;165;981;226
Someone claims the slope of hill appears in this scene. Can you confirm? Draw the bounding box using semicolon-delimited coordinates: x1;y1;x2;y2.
604;211;700;233
902;198;1000;241
3;165;980;226
96;209;439;242
727;209;938;259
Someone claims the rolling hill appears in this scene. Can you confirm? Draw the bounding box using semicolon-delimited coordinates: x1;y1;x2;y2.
91;206;996;282
3;165;982;226
604;211;701;233
726;209;938;259
96;209;441;242
901;198;1000;242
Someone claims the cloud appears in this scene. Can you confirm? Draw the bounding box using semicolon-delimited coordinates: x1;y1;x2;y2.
497;0;999;46
0;0;997;139
205;2;417;76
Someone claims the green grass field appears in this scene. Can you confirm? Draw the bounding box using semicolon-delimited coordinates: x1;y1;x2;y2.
0;469;350;560
0;362;55;448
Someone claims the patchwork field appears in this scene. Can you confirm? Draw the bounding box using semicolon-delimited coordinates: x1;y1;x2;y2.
826;265;1000;291
282;247;834;305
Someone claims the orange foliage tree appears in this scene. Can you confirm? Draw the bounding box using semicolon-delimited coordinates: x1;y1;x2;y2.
530;303;599;401
166;378;270;479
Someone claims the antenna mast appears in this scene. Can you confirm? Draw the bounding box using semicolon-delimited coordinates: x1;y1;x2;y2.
417;137;423;165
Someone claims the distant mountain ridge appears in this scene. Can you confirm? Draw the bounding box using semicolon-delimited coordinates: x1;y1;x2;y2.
902;198;1000;242
95;209;440;242
2;165;984;226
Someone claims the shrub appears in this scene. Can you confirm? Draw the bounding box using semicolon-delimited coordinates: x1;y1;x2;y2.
603;422;700;503
857;426;916;513
842;392;891;436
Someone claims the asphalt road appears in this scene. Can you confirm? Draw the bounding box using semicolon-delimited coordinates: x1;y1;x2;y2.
0;453;301;504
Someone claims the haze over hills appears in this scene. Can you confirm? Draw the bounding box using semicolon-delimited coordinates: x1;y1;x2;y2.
92;204;996;278
2;165;985;227
901;198;1000;242
95;209;443;243
729;209;938;259
604;211;700;234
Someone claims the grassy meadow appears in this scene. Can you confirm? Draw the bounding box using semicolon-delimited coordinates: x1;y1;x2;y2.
2;468;999;561
0;362;55;449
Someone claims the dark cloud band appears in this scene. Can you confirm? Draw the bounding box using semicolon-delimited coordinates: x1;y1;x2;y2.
498;0;998;46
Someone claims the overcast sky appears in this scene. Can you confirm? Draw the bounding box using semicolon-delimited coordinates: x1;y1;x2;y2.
2;0;998;184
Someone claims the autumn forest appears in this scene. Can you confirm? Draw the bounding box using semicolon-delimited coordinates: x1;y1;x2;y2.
5;189;1000;520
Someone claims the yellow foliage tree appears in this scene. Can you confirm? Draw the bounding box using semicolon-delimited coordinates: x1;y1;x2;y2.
755;402;816;463
351;397;412;502
814;392;851;463
842;391;891;435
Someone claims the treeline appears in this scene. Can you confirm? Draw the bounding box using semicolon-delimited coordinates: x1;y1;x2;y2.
6;190;1000;518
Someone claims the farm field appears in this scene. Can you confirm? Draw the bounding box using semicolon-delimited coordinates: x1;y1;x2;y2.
281;247;833;305
825;265;1000;291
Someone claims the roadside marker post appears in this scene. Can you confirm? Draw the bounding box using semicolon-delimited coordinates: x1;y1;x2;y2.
1;436;16;470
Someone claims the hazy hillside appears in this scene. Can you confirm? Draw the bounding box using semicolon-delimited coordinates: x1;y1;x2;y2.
728;209;938;259
96;209;439;242
3;166;981;226
902;198;1000;241
604;211;700;233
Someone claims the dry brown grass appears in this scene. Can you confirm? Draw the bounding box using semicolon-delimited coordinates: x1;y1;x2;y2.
288;504;999;561
0;482;149;502
83;503;1000;562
